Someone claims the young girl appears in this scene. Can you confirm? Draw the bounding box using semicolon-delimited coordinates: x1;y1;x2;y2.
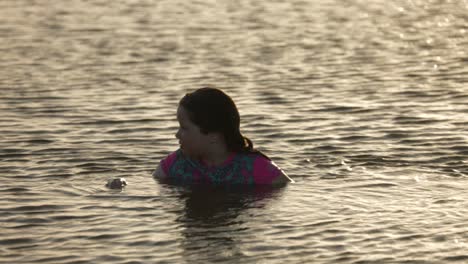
153;87;293;186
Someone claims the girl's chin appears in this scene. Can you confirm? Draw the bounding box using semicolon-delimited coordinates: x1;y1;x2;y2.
180;149;198;160
180;148;190;156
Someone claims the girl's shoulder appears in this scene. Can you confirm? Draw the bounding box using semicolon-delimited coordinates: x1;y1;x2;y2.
160;149;182;175
236;151;284;184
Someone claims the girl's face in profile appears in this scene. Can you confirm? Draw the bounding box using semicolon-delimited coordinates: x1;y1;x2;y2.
175;106;209;158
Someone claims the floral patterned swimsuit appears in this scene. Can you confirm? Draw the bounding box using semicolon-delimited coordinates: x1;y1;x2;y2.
160;149;283;185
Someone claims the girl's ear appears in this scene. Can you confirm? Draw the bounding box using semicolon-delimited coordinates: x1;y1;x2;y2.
208;132;223;144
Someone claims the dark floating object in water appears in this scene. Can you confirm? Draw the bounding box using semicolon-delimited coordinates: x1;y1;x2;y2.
106;178;127;189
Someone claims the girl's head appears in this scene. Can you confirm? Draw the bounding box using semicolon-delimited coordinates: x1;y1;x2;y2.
176;87;253;155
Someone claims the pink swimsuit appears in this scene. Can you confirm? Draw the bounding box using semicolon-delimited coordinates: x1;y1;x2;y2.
160;149;283;185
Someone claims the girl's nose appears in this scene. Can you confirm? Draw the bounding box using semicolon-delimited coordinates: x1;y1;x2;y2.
175;129;180;139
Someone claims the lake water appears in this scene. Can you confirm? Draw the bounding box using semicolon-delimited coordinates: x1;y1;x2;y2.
1;0;467;263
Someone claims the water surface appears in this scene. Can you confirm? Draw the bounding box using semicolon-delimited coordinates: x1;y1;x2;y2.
1;0;468;263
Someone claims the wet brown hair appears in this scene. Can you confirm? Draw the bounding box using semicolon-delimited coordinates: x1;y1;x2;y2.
179;87;264;156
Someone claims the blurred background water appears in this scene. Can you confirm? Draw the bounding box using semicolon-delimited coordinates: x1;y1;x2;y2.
1;0;467;263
